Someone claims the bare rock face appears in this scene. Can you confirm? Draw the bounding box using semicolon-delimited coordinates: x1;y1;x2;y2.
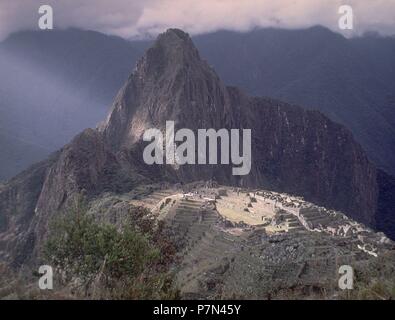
0;29;392;267
0;156;57;267
29;129;134;257
243;97;378;226
101;29;234;148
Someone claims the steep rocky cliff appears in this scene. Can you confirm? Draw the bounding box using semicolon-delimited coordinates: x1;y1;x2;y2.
0;29;392;268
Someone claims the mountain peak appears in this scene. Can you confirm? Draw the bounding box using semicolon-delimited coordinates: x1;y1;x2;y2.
137;28;201;74
101;28;231;148
158;28;192;43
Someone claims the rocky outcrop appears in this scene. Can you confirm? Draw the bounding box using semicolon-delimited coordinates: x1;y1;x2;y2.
244;97;378;226
0;29;393;268
0;155;58;267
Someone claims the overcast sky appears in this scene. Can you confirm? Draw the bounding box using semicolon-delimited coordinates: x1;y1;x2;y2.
0;0;394;41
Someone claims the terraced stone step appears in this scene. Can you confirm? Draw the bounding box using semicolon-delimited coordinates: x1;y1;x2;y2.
173;215;196;222
300;209;325;218
175;211;198;217
148;192;174;198
183;233;236;259
201;213;217;220
303;213;327;220
288;221;302;227
278;213;294;219
180;198;202;203
307;217;332;226
173;212;199;219
175;205;200;211
287;227;307;234
179;200;201;204
178;202;203;208
177;207;201;212
172;222;197;231
175;208;199;214
172;220;198;229
177;206;201;212
174;205;200;214
184;224;213;239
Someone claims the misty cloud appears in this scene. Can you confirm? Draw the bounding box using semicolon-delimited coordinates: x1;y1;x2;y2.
0;0;394;41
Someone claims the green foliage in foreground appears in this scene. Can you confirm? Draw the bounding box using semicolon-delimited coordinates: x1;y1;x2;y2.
44;198;179;299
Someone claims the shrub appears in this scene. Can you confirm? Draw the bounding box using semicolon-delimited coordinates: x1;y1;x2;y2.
44;196;178;299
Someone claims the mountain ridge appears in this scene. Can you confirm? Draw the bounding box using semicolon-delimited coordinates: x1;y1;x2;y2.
193;27;395;175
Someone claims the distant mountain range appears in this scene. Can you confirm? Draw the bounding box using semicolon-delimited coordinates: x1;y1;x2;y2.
0;26;394;181
194;27;395;176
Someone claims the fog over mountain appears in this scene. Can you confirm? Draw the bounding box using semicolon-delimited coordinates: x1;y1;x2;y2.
1;0;395;41
0;29;147;180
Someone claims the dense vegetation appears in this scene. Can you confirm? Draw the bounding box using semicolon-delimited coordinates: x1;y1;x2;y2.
44;197;179;299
